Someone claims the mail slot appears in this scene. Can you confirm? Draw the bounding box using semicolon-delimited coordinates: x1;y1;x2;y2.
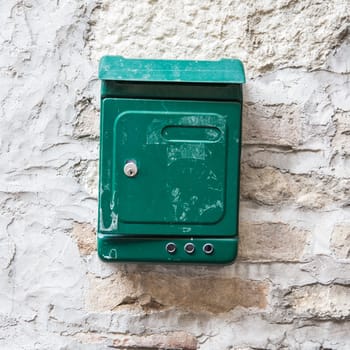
98;56;245;263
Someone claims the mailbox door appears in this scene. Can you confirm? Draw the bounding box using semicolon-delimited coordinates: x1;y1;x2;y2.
99;98;241;237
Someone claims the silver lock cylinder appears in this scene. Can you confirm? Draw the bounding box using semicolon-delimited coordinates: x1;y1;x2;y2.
124;161;138;177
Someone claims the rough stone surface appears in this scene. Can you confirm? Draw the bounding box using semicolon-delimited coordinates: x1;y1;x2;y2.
241;164;350;209
242;102;302;148
1;0;350;349
86;273;137;312
332;111;350;156
74;160;99;199
286;284;350;320
71;223;96;256
111;332;198;350
331;224;350;259
89;0;349;78
86;272;268;313
239;222;309;262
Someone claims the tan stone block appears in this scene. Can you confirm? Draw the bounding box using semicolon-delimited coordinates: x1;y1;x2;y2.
286;284;350;319
86;273;137;312
240;165;295;206
71;222;96;256
296;176;350;210
331;224;350;259
241;164;350;209
111;331;197;350
243;103;301;147
86;272;269;314
137;274;268;313
239;222;309;262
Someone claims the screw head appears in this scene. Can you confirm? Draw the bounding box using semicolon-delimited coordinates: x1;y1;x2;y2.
184;242;195;254
166;242;177;254
203;243;214;255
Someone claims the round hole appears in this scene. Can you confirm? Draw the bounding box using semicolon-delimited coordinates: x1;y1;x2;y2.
166;242;177;254
203;243;214;255
184;242;195;254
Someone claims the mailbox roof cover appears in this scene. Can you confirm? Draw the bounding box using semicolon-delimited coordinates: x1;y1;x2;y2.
99;56;246;84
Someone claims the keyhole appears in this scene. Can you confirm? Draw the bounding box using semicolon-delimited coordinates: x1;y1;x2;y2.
124;161;138;177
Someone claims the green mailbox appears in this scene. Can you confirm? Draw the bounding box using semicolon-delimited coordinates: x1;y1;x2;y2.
98;56;245;263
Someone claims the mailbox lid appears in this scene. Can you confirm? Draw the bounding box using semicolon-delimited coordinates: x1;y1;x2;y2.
99;98;241;237
99;56;245;84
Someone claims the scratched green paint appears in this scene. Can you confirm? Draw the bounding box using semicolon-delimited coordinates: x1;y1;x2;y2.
99;56;245;83
98;56;245;263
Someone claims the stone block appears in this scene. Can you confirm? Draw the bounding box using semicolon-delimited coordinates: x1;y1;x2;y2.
243;103;301;148
74;160;99;199
86;273;136;312
241;164;296;206
111;331;197;350
74;97;99;139
71;222;96;256
239;222;309;262
86;272;269;314
332;111;350;156
241;164;350;209
286;284;350;320
331;224;350;259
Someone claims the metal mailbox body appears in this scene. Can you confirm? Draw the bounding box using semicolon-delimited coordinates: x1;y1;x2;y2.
98;56;245;263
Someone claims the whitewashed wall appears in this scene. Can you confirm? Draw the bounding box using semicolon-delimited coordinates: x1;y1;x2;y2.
1;1;350;349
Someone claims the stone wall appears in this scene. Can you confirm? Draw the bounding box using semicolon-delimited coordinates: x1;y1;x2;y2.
1;0;349;349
